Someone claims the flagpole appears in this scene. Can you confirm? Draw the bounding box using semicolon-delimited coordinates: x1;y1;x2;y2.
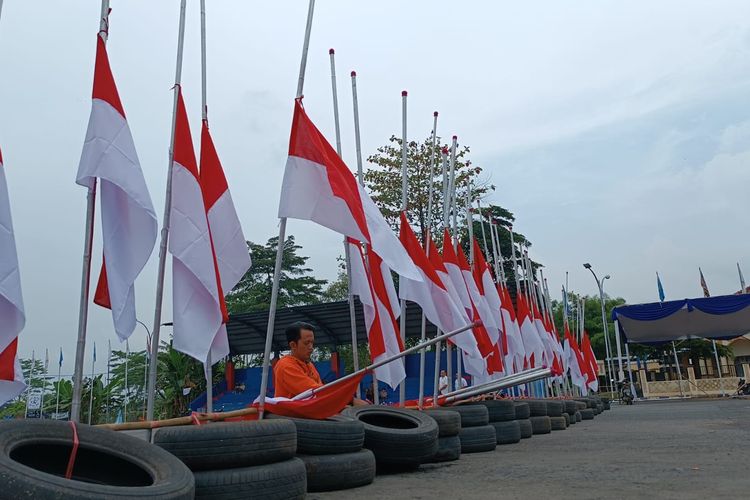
418;111;438;408
72;0;109;424
88;343;96;425
398;89;408;407
258;0;315;418
433;147;450;406
55;348;62;418
329;49;361;399
621;323;636;398
106;340;111;423
445;136;458;387
146;0;188;422
671;341;685;397
124;339;129;421
24;350;35;418
508;226;520;298
738;262;746;293
198;0;215;415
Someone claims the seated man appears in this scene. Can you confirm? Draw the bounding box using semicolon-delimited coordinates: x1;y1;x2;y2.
273;322;323;398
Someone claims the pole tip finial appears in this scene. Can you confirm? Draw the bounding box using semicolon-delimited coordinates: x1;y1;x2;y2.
402;90;408;96
351;70;357;77
452;135;458;140
329;48;335;55
434;111;439;117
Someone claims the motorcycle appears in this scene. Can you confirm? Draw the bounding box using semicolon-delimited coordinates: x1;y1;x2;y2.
618;381;634;405
736;378;750;396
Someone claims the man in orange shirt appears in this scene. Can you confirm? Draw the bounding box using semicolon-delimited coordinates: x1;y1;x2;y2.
273;322;323;398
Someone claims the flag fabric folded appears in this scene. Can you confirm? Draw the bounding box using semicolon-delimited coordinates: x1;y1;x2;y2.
278;100;420;282
532;302;555;367
348;239;405;390
0;148;26;405
516;294;545;369
581;330;599;391
77;36;158;341
200;119;252;364
499;284;525;374
563;323;588;393
468;239;504;375
169;89;223;363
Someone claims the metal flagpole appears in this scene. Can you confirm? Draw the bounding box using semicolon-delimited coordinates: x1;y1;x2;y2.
72;0;109;424
55;348;62;418
398;90;408;406
146;0;188;422
199;0;214;415
623;335;636;398
508;226;521;297
329;49;361;399
738;262;746;293
106;341;111;422
88;343;96;425
124;339;129;421
258;0;315;418
712;339;724;396
24;350;35;418
432;147;450;405
39;349;48;419
671;341;685;397
417;111;438;408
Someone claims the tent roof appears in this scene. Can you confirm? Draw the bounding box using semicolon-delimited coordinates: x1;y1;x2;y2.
227;299;437;355
611;294;750;344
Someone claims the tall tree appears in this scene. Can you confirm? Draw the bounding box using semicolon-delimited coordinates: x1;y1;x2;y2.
226;236;328;313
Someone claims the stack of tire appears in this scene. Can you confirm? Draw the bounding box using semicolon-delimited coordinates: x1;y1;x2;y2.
422;409;462;462
154;420;306;499
447;405;497;453
467;400;520;445
342;406;438;471
268;414;375;493
601;397;611;410
544;400;567;431
563;400;578;426
514;401;533;439
575;399;595;420
526;400;551;434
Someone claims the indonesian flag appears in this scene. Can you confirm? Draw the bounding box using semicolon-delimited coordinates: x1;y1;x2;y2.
0;148;26;404
78;36;158;341
581;331;600;391
516;294;545;369
499;284;525;374
348;239;405;389
532;302;555;367
278;100;420;282
468;239;504;375
564;323;588;393
200;119;252;364
169;89;223;363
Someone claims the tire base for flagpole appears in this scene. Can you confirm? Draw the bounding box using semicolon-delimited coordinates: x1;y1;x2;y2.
299;449;375;492
518;418;533;438
192;458;306;499
267;414;364;455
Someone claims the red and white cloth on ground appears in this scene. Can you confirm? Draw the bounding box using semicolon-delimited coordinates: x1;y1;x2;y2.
581;331;600;391
77;36;158;341
168;89;223;363
516;294;545;369
200;119;251;364
278;100;420;282
0;148;26;404
348;239;405;390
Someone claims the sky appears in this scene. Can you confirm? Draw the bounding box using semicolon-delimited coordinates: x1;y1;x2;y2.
1;1;749;372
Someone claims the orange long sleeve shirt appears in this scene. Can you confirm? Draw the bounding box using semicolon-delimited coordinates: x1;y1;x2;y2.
273;355;323;398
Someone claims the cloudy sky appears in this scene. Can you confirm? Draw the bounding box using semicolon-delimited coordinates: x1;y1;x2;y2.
1;1;748;371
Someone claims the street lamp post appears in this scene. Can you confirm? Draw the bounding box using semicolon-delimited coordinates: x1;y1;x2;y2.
583;263;620;396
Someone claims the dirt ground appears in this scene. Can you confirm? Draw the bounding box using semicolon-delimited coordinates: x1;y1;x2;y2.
310;398;750;500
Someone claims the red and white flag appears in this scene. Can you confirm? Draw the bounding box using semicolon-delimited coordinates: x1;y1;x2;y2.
581;331;599;391
77;36;158;341
200;119;252;364
563;323;588;393
532;302;555;367
470;239;505;376
499;284;525;374
516;294;545;369
169;89;223;363
348;239;405;389
278;100;420;282
0;148;26;404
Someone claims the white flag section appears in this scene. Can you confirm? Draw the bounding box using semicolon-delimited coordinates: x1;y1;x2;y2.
278;100;421;282
348;239;406;390
76;36;157;341
564;329;588;393
517;295;545;368
0;149;27;404
200;120;251;364
169;90;223;363
500;285;525;374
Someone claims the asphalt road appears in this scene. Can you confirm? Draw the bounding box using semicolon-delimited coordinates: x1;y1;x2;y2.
310;398;750;499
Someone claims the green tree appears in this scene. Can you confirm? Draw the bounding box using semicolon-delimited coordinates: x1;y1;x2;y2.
321;257;348;302
226;236;328;313
366;135;494;240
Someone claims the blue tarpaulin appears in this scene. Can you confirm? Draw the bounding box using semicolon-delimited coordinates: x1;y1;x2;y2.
612;294;750;344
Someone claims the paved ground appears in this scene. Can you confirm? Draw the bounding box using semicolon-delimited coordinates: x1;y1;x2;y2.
310;398;750;499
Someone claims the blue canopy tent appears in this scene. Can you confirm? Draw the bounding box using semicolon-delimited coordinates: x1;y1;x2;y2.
611;294;750;344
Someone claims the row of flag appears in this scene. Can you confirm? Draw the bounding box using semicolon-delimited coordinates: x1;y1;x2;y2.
656;265;747;302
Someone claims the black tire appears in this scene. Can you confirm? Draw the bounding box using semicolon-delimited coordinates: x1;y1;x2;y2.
513;402;530;420
0;420;194;499
154;420;295;471
565;412;574;426
603;401;611;410
465;400;516;422
575;411;582;422
526;400;548;417
266;414;364;455
550;416;567;431
299;449;375;492
443;405;489;427
596;403;604;414
430;435;461;463
342;406;438;467
491;420;521;445
564;401;578;416
518;419;533;439
458;425;497;453
529;416;551;434
193;458;306;500
546;400;564;417
580;408;595;420
421;409;461;437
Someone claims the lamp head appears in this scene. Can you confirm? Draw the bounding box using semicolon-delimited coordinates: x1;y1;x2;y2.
604;275;611;280
583;263;592;269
